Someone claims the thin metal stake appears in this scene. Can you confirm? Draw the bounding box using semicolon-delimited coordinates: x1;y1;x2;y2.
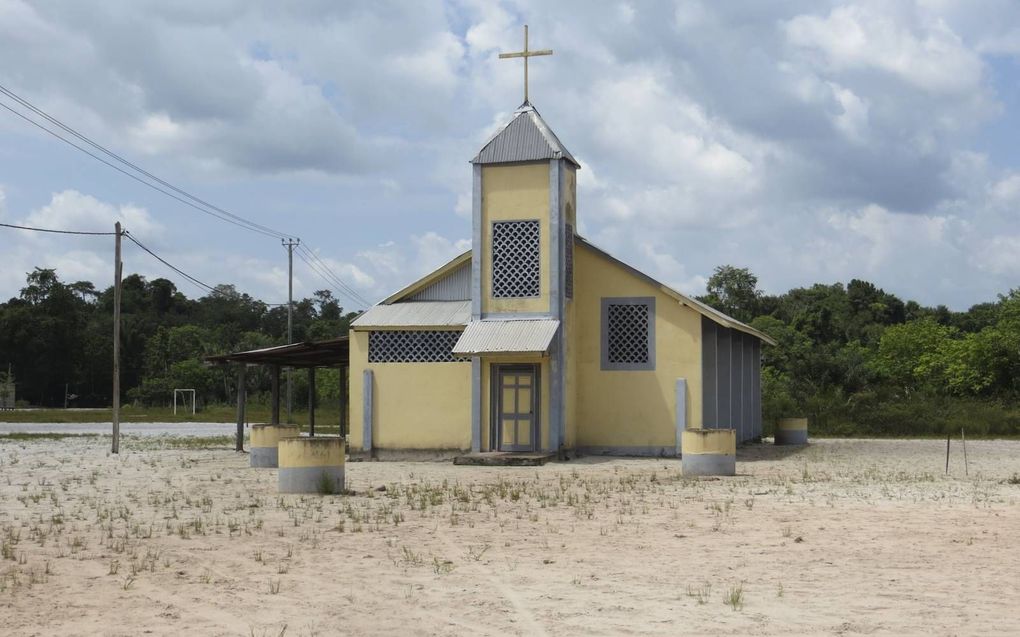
961;427;969;477
945;432;950;475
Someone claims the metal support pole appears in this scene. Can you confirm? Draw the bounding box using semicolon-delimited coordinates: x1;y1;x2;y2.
308;367;316;437
235;365;246;452
271;364;281;425
282;238;299;422
112;221;122;454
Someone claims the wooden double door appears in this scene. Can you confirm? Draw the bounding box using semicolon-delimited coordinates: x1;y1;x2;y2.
492;364;539;452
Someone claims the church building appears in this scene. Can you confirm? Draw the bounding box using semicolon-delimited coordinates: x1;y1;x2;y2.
346;97;775;457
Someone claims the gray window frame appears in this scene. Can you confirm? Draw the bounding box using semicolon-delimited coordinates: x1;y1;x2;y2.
600;296;656;371
490;218;541;299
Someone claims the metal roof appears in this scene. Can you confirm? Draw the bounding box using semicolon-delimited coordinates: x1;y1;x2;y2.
472;102;580;167
351;301;470;329
205;337;349;368
452;319;560;355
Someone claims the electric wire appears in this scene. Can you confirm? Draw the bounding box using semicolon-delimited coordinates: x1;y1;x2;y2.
0;85;370;307
0;222;117;235
294;247;370;308
0;84;292;240
298;244;372;307
124;231;285;305
297;244;371;306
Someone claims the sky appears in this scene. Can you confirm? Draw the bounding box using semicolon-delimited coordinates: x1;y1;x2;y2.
2;0;1020;311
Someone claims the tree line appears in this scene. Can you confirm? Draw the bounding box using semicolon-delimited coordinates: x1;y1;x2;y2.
0;268;357;409
700;266;1020;436
1;265;1018;436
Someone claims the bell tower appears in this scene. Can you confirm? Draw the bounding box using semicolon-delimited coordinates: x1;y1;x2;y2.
463;26;578;454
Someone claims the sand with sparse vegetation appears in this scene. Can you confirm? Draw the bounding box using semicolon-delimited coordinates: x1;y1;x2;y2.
1;435;1018;636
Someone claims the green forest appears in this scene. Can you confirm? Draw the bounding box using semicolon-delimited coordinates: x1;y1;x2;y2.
1;265;1018;436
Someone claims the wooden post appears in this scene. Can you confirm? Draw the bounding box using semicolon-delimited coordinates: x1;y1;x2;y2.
340;366;349;439
235;365;246;452
112;222;122;454
271;364;281;425
308;367;316;437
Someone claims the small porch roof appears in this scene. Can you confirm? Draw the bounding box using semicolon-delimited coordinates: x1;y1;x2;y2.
453;319;560;356
205;337;349;368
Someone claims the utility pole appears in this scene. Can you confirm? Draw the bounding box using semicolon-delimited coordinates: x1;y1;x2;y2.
282;237;300;422
112;222;123;454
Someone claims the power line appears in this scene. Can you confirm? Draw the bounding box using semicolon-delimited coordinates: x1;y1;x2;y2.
0;84;291;240
295;245;371;307
0;221;116;235
0;101;285;240
0;86;291;240
124;231;285;305
298;244;371;306
0;84;371;306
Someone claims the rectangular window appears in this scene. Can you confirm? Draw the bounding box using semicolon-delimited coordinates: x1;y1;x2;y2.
565;223;574;299
600;297;655;370
491;219;540;298
368;330;467;363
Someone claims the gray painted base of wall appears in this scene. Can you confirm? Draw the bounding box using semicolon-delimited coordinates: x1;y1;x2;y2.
250;446;278;468
775;430;808;445
348;448;467;462
576;446;677;458
278;466;345;494
682;454;736;476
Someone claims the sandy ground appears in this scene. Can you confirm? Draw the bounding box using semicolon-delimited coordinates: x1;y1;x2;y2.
0;422;237;436
0;437;1018;636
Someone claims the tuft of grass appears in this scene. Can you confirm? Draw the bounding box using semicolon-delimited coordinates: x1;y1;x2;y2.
723;583;745;611
686;582;712;605
268;578;281;595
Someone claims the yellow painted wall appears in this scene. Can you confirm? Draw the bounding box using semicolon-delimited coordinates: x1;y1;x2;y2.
574;244;704;449
481;163;551;314
349;330;472;450
479;355;550;451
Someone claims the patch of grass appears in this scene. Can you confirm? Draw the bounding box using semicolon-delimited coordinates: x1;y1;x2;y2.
686;582;712;605
0;432;100;441
723;583;744;611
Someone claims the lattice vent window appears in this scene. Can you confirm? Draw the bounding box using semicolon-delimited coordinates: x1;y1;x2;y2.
368;330;467;363
565;223;574;299
492;220;540;298
601;298;655;370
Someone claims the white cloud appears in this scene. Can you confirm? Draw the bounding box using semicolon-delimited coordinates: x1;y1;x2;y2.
22;190;161;237
784;4;983;95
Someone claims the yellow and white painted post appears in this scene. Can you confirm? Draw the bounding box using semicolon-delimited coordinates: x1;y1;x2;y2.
278;436;346;494
250;424;301;468
775;418;808;445
681;428;736;476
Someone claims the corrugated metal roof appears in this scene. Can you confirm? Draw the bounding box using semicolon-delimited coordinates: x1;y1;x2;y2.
408;261;470;301
452;319;560;355
352;301;470;328
472;102;579;167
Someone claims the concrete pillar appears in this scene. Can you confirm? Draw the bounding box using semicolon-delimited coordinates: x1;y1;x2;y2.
278;437;345;494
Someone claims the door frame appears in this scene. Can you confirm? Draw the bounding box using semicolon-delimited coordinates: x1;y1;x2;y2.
489;363;540;452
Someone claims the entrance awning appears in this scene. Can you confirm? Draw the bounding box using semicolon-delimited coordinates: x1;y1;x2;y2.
452;319;560;356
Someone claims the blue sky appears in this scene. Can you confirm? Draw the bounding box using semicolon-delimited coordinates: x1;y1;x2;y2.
2;0;1020;310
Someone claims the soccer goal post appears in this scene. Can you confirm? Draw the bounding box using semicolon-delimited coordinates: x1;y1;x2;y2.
173;389;196;415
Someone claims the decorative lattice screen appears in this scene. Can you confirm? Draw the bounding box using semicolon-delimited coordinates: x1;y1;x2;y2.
368;330;467;363
492;220;540;298
565;223;574;299
602;297;655;370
